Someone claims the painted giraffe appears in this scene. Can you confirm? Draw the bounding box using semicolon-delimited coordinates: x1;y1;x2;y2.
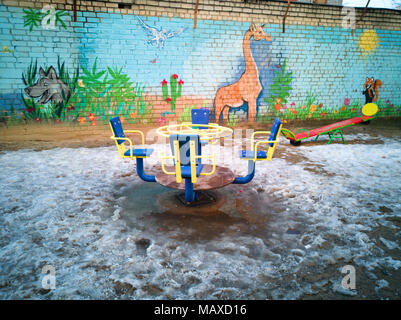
214;23;271;123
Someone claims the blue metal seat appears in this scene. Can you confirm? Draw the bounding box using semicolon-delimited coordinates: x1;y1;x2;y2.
158;133;216;202
234;118;282;184
109;116;153;159
191;109;210;129
159;134;216;184
239;118;282;163
123;148;154;158
169;134;204;179
239;150;268;160
191;109;210;145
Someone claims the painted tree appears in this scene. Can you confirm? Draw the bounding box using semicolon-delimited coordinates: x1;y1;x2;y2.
264;59;293;112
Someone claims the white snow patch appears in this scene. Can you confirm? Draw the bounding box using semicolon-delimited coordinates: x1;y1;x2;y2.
0;134;400;299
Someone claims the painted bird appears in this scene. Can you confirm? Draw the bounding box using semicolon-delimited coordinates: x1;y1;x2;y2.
135;15;187;49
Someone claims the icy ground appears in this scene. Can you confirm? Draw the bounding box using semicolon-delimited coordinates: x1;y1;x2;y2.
0;133;400;299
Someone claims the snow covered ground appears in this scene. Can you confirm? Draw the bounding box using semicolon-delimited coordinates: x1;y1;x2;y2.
0;132;400;299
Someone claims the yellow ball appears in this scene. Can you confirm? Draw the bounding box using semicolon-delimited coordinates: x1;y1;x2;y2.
362;103;379;116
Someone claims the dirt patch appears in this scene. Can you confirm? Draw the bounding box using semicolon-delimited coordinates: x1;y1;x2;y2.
0;122;159;151
0;117;399;152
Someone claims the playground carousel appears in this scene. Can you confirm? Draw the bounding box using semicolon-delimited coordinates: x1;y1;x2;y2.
110;109;282;205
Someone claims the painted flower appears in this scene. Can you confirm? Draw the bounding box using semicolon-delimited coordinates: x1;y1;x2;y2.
290;102;295;107
390;104;394;108
386;99;390;104
292;110;298;115
88;113;95;122
91;121;97;126
165;97;171;103
341;106;346;111
172;74;179;79
26;107;35;113
301;105;306;109
178;79;184;86
274;103;281;111
67;115;73;121
283;119;288;123
351;108;356;112
289;107;294;113
318;103;323;108
334;110;338;114
321;112;325;118
130;112;137;119
156;116;167;125
120;116;125;123
276;98;281;104
282;104;287;110
309;104;316;113
344;98;350;106
78;116;86;123
78;80;85;88
161;79;168;86
67;104;75;111
308;113;312;118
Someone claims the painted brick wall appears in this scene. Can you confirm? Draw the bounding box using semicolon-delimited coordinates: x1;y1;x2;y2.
0;0;400;125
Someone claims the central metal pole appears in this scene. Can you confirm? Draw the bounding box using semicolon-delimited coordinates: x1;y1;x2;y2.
184;178;195;203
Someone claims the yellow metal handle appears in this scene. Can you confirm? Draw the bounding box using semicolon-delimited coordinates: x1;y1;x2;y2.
253;124;283;162
198;153;216;176
190;141;197;184
124;129;145;148
158;151;176;175
110;136;133;158
173;141;182;183
251;130;271;151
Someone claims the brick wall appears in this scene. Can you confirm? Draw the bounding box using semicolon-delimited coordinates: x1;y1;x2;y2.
0;0;400;125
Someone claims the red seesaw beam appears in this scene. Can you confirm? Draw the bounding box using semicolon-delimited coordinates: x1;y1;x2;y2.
281;115;373;145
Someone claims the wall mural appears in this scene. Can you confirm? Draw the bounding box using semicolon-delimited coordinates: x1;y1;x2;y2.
20;57;154;125
21;58;77;121
358;29;380;61
0;5;400;126
214;23;271;122
24;66;70;117
23;7;68;32
363;77;382;104
1;45;13;53
136;15;187;49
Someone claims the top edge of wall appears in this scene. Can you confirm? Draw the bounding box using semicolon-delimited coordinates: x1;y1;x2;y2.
1;0;400;30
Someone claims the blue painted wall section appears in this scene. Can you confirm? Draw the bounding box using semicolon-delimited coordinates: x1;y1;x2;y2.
0;3;400;123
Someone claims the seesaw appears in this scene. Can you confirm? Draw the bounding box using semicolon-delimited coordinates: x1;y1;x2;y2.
110;109;283;204
281;103;379;146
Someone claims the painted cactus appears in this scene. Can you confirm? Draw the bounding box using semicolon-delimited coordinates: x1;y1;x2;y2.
161;74;183;111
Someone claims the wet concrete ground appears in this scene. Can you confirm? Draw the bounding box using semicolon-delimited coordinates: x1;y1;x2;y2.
0;118;400;299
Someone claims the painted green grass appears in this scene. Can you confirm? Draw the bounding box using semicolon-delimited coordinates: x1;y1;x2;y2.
23;8;68;32
177;101;209;123
0;57;156;126
66;58;155;126
258;96;401;124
